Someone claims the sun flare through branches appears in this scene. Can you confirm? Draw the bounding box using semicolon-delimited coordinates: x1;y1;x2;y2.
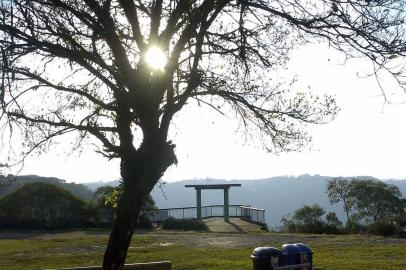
144;47;168;71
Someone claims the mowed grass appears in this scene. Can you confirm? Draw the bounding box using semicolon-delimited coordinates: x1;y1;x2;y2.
0;230;405;270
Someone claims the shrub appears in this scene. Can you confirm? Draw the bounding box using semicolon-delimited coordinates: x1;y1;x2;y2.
366;222;397;237
324;212;343;234
323;224;341;234
281;204;327;234
281;206;344;234
162;218;209;231
137;213;153;229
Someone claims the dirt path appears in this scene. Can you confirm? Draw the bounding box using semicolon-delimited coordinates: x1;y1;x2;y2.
203;217;264;233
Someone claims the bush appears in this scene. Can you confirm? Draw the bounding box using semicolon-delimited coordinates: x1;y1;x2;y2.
325;212;343;234
137;213;153;229
162;218;209;231
281;207;344;234
395;230;406;238
294;221;326;234
324;224;343;235
344;221;366;234
282;204;329;234
366;222;397;237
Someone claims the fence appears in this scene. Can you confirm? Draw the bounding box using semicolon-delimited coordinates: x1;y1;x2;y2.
240;206;266;225
145;205;266;225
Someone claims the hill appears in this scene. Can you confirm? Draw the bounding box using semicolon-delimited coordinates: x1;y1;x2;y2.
2;174;405;229
149;175;406;228
0;174;94;202
86;180;120;191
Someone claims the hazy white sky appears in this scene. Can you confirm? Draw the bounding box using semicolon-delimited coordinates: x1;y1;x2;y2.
17;44;406;183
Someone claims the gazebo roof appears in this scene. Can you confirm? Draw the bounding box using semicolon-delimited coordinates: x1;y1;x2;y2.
185;184;241;189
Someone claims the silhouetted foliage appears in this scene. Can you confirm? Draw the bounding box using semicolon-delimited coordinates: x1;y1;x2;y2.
327;178;406;228
351;179;406;224
326;178;406;234
0;174;15;195
324;212;343;234
94;185;157;228
281;204;342;234
1;0;405;268
281;205;344;234
94;185;118;225
366;222;397;237
0;182;96;229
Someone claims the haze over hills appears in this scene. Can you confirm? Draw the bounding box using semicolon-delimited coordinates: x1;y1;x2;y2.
1;174;405;228
0;174;94;201
86;175;406;228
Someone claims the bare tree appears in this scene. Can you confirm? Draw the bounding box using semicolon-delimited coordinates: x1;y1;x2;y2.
0;0;405;269
326;177;355;227
0;164;12;195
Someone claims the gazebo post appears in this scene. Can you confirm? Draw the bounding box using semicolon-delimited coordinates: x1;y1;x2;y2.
224;187;229;222
196;188;202;220
185;184;241;223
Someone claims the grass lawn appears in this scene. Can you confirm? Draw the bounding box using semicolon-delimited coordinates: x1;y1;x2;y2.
0;230;405;270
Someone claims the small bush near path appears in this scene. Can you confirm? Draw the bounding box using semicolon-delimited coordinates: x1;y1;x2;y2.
161;218;209;231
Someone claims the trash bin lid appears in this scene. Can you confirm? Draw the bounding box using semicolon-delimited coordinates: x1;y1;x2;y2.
295;243;312;254
282;243;304;256
251;247;283;259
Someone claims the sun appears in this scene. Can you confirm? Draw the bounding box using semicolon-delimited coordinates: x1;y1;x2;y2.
144;46;168;70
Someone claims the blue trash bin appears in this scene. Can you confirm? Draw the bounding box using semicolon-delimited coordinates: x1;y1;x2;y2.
296;243;312;269
251;246;284;270
281;243;312;270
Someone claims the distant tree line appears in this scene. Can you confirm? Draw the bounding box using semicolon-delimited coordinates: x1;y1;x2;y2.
0;174;94;201
0;182;156;230
281;178;406;237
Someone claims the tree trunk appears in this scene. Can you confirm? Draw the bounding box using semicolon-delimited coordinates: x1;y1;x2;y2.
102;190;141;270
343;198;352;228
102;140;176;270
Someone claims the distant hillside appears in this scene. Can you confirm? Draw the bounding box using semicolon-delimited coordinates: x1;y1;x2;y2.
3;174;404;229
148;175;406;229
86;180;120;191
0;174;94;201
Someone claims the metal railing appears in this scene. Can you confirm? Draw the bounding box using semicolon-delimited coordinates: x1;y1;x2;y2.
145;204;266;225
240;206;266;225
